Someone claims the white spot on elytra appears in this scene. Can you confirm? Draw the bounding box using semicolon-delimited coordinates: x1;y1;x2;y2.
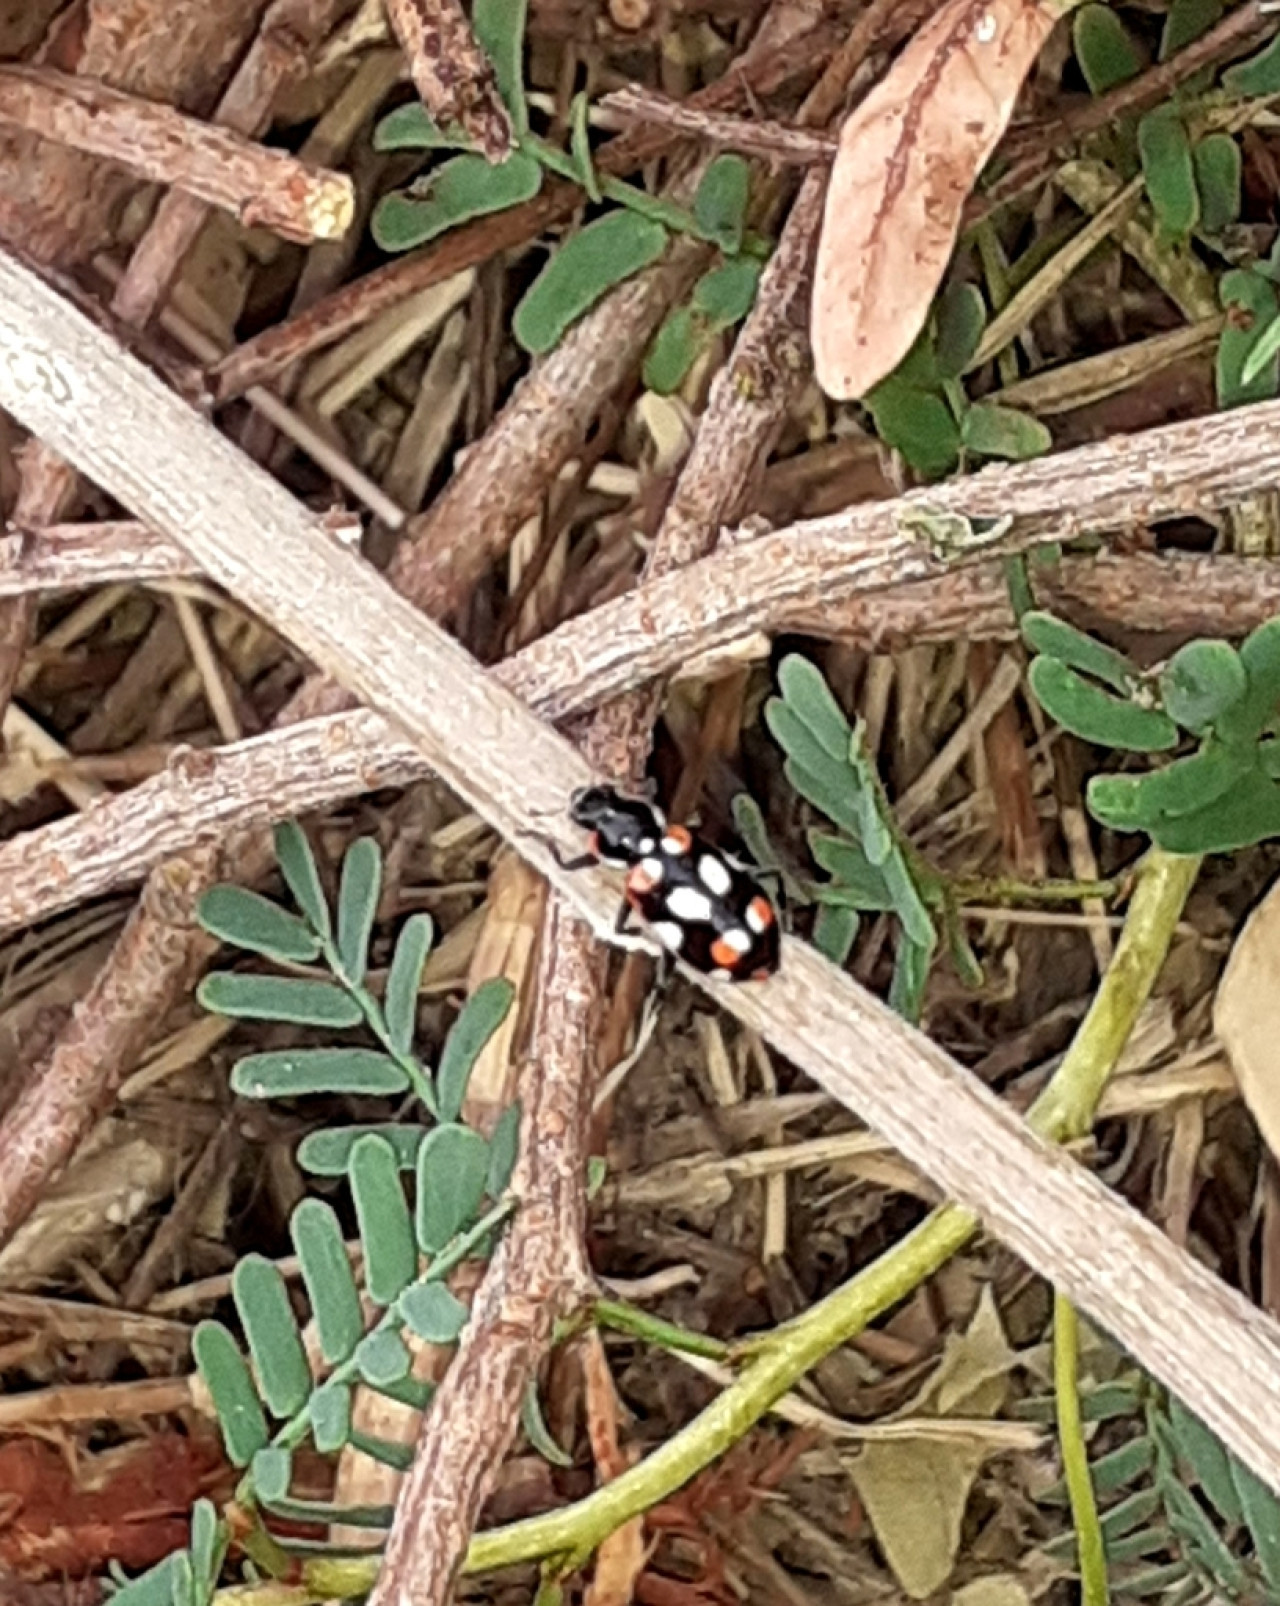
661;833;690;856
711;967;734;982
666;885;714;923
639;856;665;883
698;854;733;897
719;928;753;954
746;902;769;933
637;836;656;853
651;919;684;951
975;11;997;41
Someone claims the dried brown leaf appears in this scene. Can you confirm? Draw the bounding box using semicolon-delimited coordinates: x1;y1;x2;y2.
1215;876;1280;1162
811;0;1059;400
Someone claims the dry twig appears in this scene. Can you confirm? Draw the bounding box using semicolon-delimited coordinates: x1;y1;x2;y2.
0;65;354;245
384;0;513;159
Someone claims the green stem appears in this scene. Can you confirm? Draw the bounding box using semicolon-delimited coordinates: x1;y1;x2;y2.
321;936;437;1113
592;1299;730;1361
1054;1292;1110;1606
225;849;1200;1602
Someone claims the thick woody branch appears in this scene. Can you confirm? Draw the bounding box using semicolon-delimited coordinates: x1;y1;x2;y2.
0;65;354;244
5;250;1280;1499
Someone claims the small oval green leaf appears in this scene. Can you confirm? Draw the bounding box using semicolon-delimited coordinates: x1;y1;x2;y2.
232;1048;409;1099
644;306;700;395
355;1329;412;1386
1218;268;1280;408
693;154;750;253
399;1281;470;1344
416;1123;491;1252
250;1446;292;1504
309;1380;353;1454
192;1321;269;1466
337;837;382;983
692;256;761;322
349;1134;418;1306
196;886;320;963
298;1123;425;1176
437;978;515;1123
1073;4;1143;93
814;902;859;966
1139;106;1199;237
935;281;987;378
864;378;961;480
274;821;330;937
1193;133;1241;235
292;1198;364;1365
1223;31;1280;95
385;913;434;1056
374;103;470;152
961;402;1051;461
1159;639;1247;732
776;653;854;760
198;973;362;1027
372;152;543;253
473;0;529;130
233;1254;311;1418
514;211;669;356
1022;611;1138;692
486;1100;522;1196
1028;658;1179;751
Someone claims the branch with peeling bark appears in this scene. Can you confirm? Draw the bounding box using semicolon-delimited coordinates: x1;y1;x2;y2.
6;241;1280;1535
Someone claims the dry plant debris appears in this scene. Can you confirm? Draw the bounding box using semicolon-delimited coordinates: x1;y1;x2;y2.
4;1;1280;1604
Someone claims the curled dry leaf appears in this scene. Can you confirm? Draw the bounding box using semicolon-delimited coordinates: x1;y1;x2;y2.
811;0;1060;401
1215;876;1280;1162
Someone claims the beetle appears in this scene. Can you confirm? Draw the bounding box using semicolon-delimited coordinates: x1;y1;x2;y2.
565;785;781;982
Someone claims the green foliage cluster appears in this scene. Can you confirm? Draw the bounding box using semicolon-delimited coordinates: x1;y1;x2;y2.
1033;1382;1280;1603
740;654;983;1022
106;824;519;1603
862;284;1052;480
1023;613;1280;854
371;0;764;384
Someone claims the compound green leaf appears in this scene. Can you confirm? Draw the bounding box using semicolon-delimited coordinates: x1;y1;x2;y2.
1159;639;1247;733
1145;768;1280;853
196;886;320;964
336;836;381;984
1218;269;1280;407
349;1135;418;1305
198;973;361;1028
1223;30;1280;95
1230;1457;1280;1594
473;0;529;129
191;1321;269;1466
693;154;750;253
1193;133;1241;235
437;978;515;1123
274;821;330;937
231;1048;409;1099
513;211;669;355
233;1255;310;1418
1028;657;1179;751
297;1123;425;1176
1073;4;1142;93
416;1123;491;1252
372;153;543;252
1138;106;1199;237
935;281;987;378
864;378;960;480
1102;743;1249;825
960;401;1051;460
292;1198;363;1366
1021;611;1137;692
1218;615;1280;743
400;1281;470;1344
